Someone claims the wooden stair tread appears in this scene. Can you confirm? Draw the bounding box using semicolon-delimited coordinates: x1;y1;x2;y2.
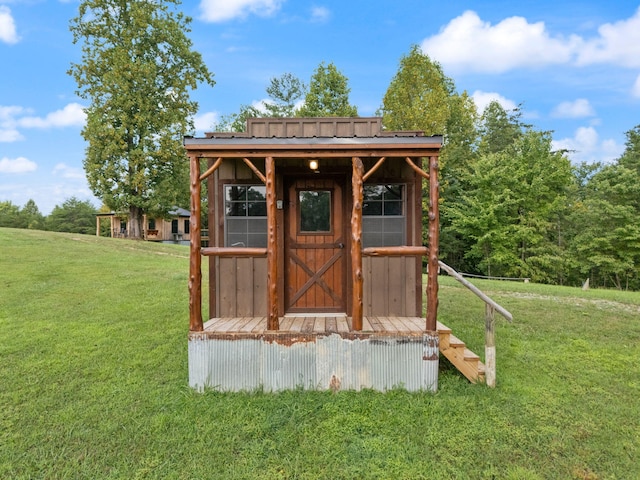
436;321;451;334
447;334;465;347
463;348;480;361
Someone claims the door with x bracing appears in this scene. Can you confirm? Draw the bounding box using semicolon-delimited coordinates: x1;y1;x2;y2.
284;177;346;313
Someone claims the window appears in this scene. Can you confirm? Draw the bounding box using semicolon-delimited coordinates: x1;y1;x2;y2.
224;185;267;247
184;219;190;235
148;218;156;230
362;184;405;247
171;219;179;234
299;190;331;233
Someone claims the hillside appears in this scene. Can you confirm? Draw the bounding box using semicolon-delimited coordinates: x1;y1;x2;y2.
1;228;639;479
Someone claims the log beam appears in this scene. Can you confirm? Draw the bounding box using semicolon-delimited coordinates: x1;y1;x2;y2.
266;156;279;330
426;156;439;332
351;157;364;331
243;157;267;184
199;157;223;181
189;154;203;332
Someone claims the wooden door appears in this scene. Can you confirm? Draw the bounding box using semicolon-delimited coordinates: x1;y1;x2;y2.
285;177;346;313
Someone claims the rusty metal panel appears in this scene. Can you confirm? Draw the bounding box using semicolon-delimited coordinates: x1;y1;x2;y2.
188;332;438;392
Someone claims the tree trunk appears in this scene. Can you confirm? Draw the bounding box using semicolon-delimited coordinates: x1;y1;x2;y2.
128;205;143;239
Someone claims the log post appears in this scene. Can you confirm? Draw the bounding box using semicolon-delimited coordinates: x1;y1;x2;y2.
189;154;203;332
351;157;364;331
96;216;100;237
266;156;279;330
426;156;439;332
485;304;496;387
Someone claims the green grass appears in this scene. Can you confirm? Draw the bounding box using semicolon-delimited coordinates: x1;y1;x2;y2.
1;228;638;479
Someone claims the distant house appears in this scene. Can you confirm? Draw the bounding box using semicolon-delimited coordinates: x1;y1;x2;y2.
95;207;192;244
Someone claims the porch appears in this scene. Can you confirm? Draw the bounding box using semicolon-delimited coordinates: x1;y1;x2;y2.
188;315;486;392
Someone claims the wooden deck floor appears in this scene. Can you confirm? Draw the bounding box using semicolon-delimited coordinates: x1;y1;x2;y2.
202;316;435;336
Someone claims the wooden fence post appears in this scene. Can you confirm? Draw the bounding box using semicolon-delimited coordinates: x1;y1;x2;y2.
485;304;496;387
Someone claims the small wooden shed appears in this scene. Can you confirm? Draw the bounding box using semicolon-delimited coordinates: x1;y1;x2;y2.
183;117;481;392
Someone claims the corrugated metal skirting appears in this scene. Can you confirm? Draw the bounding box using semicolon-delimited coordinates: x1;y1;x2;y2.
188;333;439;392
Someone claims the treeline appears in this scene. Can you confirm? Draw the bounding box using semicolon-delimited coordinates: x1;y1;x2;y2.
0;197;97;235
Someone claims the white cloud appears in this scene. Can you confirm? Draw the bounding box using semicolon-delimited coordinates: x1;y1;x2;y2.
632;75;640;98
421;8;640;74
552;126;623;164
421;10;579;73
18;103;86;129
551;99;596;118
471;90;517;114
576;7;640;68
311;6;330;23
193;112;219;133
0;156;37;174
0;128;23;142
52;163;85;180
199;0;283;22
0;6;20;44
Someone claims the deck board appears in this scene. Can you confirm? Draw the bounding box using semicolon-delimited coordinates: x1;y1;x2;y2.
202;315;429;336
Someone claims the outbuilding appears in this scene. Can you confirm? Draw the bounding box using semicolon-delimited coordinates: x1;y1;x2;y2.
183;117;485;391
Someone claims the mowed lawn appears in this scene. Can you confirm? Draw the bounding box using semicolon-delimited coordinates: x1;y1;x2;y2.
1;228;638;479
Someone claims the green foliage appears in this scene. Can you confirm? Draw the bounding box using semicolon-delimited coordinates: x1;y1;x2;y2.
1;229;639;478
448;130;573;283
379;45;455;135
264;72;306;118
216;104;262;132
45;197;97;234
68;0;214;237
297;62;358;117
0;199;44;230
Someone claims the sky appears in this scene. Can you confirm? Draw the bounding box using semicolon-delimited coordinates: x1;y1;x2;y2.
1;0;640;214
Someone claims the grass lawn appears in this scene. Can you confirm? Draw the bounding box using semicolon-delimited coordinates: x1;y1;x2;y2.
1;228;638;479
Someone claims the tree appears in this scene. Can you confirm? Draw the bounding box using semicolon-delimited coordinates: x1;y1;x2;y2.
448;130;573;282
45;197;97;234
0;201;22;228
297;62;358;117
477;101;526;156
216;104;262;132
21;199;45;230
69;0;214;239
379;45;454;136
264;73;306;118
566;127;640;290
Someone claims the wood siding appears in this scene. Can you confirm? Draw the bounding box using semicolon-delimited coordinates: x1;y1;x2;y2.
213;255;420;318
363;256;420;317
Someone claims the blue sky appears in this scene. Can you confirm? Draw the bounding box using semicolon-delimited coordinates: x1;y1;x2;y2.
1;0;640;214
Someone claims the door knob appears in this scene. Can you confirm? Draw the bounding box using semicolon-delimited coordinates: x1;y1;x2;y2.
337;242;344;249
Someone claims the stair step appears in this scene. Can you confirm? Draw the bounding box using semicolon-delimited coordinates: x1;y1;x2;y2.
464;348;479;361
436;321;451;334
447;334;465;348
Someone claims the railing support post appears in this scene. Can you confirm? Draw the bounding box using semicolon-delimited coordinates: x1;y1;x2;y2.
189;154;203;332
485;304;496;387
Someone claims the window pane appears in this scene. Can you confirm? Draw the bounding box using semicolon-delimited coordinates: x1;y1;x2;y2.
225;186;247;202
384;200;403;216
300;190;331;232
362;200;382;215
226;202;246;216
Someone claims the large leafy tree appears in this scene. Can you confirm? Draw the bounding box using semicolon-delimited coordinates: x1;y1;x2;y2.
69;0;214;238
379;45;479;268
379;45;455;136
297;62;358;117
